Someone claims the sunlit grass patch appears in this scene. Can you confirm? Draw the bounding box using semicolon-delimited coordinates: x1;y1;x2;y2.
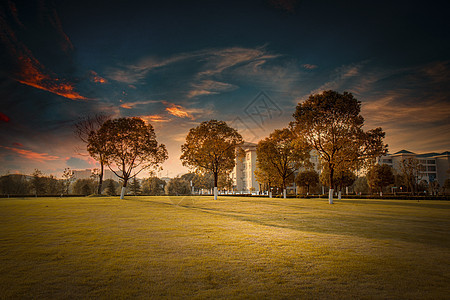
0;196;449;298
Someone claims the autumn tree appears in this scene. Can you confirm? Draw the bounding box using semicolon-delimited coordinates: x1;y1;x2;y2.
353;176;369;195
165;177;191;196
74;113;110;194
320;167;356;198
367;164;394;195
254;165;279;197
180;120;243;200
397;158;422;195
292;90;387;204
92;117;168;199
295;170;319;195
142;177;166;195
256;128;310;198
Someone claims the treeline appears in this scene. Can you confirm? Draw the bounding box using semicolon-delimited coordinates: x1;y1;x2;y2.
0;170;230;197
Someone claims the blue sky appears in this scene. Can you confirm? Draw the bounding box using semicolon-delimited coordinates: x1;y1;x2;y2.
0;0;449;177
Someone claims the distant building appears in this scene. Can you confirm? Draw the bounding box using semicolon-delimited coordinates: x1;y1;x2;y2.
71;169;120;182
231;142;259;193
377;150;450;186
231;142;322;194
71;169;92;180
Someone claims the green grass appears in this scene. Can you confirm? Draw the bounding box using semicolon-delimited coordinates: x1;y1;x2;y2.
0;196;449;299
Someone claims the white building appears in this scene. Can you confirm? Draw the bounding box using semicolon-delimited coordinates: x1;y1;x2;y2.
231;142;260;193
231;142;322;194
71;168;120;182
71;169;92;180
377;150;450;186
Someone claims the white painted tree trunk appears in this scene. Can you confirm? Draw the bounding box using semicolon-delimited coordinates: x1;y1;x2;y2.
283;189;286;199
120;186;126;199
214;187;218;200
328;188;334;204
338;190;342;201
269;191;272;198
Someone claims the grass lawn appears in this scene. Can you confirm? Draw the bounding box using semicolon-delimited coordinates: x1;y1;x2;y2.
0;196;449;299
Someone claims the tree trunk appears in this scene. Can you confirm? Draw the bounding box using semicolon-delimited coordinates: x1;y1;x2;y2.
338;190;341;201
213;172;218;200
329;167;334;204
120;179;127;199
283;188;286;199
97;161;104;195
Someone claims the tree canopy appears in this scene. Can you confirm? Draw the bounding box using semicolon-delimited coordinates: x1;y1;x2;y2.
367;164;394;194
91;117;168;199
180;120;243;200
291;90;387;203
295;170;319;194
256;128;310;198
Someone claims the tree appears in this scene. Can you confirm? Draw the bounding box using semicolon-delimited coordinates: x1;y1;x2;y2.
320;167;356;198
74;114;110;195
104;179;119;196
255;164;280;197
165;177;191;196
73;179;96;195
180;120;243;200
44;175;59;195
92;117;168;199
128;177;141;196
62;168;72;195
0;174;30;195
367;164;394;194
292;90;387;204
141;177;166;195
256;128;310;198
295;170;319;195
353;176;369;195
397;158;422;195
31;169;46;196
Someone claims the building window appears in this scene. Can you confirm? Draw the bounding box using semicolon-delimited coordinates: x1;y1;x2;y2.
427;166;436;172
427;160;435;164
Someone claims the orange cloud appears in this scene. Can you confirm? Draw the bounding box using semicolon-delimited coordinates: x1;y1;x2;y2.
16;55;87;100
0;5;86;101
1;146;59;162
140;115;171;123
163;101;192;119
120;103;133;109
89;71;107;84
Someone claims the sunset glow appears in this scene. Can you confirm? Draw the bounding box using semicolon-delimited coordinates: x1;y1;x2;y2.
0;0;448;177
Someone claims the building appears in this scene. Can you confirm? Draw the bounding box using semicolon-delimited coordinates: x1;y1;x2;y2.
231;142;322;194
71;169;93;180
231;142;260;193
71;169;120;182
377;150;450;186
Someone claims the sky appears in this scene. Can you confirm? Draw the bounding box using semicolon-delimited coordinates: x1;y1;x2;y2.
1;0;449;178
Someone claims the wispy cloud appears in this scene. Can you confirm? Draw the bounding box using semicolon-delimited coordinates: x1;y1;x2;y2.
187;80;238;98
106;46;280;86
0;1;86;100
0;146;59;162
139;114;171;123
119;99;161;109
164;102;192;119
